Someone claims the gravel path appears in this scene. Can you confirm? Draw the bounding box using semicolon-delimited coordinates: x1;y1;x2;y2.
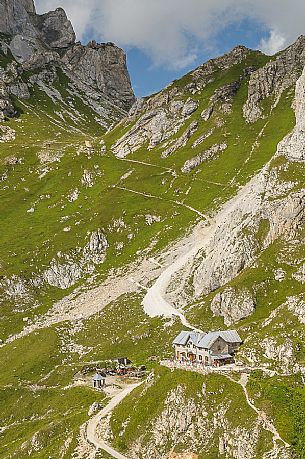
142;222;214;330
162;360;290;454
86;383;142;459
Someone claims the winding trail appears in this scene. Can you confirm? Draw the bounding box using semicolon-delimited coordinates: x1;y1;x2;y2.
142;222;214;331
227;373;290;455
86;383;142;459
114;185;208;218
117;156;173;171
162;360;290;455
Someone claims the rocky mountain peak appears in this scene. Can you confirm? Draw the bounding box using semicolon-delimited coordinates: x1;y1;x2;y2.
32;7;76;49
20;0;35;13
243;34;305;123
0;0;75;50
0;0;37;36
0;0;135;122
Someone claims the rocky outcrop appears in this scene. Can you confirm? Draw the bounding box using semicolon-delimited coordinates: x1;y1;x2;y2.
0;71;15;119
43;229;108;289
32;8;75;49
239;295;305;374
211;287;256;325
83;229;108;265
210;80;240;114
43;258;83;290
62;42;135;111
243;36;305;123
261;337;295;375
276;66;305;162
182;142;227;172
161;121;198;158
0;275;29;299
193;68;305;297
292;264;305;284
112;97;198;158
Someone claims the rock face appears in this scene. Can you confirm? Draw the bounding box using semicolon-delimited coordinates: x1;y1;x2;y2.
243;36;305;123
32;8;75;49
62;42;134;111
0;0;135;120
0;0;37;36
193;168;304;298
211;288;256;325
276;66;305;162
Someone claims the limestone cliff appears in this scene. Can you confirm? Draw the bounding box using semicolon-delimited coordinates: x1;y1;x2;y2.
0;0;135;123
192;67;305;323
243;36;305;123
0;0;36;36
62;41;135;111
277;66;305;162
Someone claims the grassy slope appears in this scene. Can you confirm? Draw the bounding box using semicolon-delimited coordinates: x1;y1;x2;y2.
0;48;303;458
110;365;272;459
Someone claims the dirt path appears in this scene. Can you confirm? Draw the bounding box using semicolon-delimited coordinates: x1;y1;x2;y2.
162;360;290;455
225;372;290;452
86;383;142;458
142;222;214;330
117;156;173;171
114;185;208;218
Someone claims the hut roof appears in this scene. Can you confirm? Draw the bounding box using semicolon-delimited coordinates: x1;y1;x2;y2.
211;353;232;360
173;330;242;349
172;331;206;346
197;330;242;349
93;373;105;381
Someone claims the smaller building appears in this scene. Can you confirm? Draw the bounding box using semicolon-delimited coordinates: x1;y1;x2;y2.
92;373;106;389
173;330;242;367
112;357;131;366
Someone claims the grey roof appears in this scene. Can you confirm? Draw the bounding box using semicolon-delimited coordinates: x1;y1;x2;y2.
172;331;206;346
173;330;242;349
172;331;189;346
93;373;105;381
197;330;242;349
211;353;233;360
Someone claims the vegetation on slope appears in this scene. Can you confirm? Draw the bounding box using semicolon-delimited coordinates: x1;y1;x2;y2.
0;42;304;459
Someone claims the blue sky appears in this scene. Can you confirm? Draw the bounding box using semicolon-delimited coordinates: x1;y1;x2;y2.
36;0;304;97
120;18;268;97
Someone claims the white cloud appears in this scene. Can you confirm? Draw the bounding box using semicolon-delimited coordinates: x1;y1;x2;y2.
35;0;305;68
259;30;287;55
